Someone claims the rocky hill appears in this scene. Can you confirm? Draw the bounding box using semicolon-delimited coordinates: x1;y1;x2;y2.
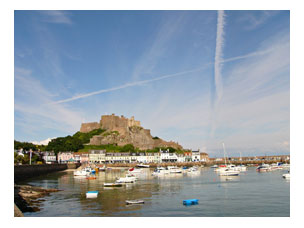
80;114;183;150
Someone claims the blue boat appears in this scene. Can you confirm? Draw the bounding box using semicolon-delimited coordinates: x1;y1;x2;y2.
183;199;199;205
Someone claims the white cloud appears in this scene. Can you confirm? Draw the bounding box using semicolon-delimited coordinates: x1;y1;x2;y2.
40;11;73;25
14;67;84;138
205;33;290;156
131;13;187;81
32;138;54;146
240;11;279;30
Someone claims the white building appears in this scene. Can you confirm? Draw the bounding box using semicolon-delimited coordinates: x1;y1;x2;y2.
129;153;138;163
177;153;186;163
42;152;56;164
160;149;178;163
137;153;147;163
89;150;106;163
192;150;200;162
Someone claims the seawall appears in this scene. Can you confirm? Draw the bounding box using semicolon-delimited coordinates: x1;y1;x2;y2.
14;163;80;183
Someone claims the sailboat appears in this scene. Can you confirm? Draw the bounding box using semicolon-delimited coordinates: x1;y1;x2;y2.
236;152;247;172
218;143;240;176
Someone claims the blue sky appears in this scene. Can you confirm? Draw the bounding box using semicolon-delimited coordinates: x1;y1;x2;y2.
14;10;290;157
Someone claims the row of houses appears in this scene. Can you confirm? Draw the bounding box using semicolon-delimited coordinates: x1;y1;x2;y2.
43;149;209;164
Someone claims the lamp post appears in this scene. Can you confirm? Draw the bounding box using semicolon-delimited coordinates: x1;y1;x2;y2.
29;149;32;165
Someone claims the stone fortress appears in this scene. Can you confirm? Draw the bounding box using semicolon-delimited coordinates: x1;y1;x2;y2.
80;114;183;150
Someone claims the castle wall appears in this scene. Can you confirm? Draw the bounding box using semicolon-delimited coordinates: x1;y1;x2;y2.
80;122;100;133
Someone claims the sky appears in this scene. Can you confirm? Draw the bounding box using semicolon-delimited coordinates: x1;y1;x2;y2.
14;10;290;157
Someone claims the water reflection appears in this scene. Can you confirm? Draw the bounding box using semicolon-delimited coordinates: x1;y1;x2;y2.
22;167;290;217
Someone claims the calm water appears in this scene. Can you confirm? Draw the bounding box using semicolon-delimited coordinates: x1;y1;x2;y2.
21;167;290;217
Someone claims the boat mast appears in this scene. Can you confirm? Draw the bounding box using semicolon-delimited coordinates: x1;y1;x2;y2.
222;142;227;166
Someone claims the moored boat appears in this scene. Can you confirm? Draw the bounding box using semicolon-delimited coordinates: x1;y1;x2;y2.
74;170;88;176
126;200;144;205
152;167;170;176
167;166;183;174
116;176;137;183
128;167;143;174
86;191;99;198
86;176;96;180
282;173;290;179
256;164;271;172
136;164;150;168
219;168;240;176
104;183;123;187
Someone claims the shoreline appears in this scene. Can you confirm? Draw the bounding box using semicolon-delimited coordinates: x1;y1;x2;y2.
14;184;61;216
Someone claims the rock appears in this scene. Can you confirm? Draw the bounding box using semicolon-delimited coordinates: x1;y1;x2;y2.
81;114;183;150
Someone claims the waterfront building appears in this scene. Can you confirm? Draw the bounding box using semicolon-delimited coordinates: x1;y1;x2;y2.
184;151;192;162
200;152;209;162
191;150;200;162
73;152;89;164
105;153;114;163
160;149;178;163
112;153;129;163
120;152;131;163
153;152;161;163
42;152;56;164
137;153;147;163
89;150;106;163
129;152;137;163
177;153;186;163
58;152;74;163
146;153;155;163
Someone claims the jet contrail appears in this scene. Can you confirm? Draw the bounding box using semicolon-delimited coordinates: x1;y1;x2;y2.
214;10;226;104
211;10;226;137
51;64;211;104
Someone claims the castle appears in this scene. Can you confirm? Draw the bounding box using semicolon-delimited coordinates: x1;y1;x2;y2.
80;114;183;150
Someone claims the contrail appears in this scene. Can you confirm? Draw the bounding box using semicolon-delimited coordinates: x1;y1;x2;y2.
51;64;211;104
211;10;226;137
214;10;226;104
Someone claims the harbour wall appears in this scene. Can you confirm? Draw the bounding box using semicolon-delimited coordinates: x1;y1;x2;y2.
14;163;81;183
97;160;290;168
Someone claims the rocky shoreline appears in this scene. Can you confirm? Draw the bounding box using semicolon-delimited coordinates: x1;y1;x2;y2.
14;184;61;216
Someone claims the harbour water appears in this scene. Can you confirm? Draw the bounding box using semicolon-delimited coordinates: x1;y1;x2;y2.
20;167;290;217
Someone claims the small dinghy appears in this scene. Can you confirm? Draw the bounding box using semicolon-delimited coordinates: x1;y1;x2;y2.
86;191;99;198
125;200;145;205
183;199;199;205
104;183;123;187
86;176;96;180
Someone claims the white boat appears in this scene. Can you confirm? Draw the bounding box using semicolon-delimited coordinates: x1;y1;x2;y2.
136;164;150;168
74;170;88;176
187;167;200;175
86;191;99;198
116;176;137;183
236;165;247;172
219;168;240;176
218;143;240;176
270;163;283;171
256;164;271;172
214;165;227;172
282;173;290;179
211;165;218;168
167;166;183;173
104;183;123;187
126;200;144;205
152;167;170;176
236;152;247;171
128;167;143;174
281;163;290;169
